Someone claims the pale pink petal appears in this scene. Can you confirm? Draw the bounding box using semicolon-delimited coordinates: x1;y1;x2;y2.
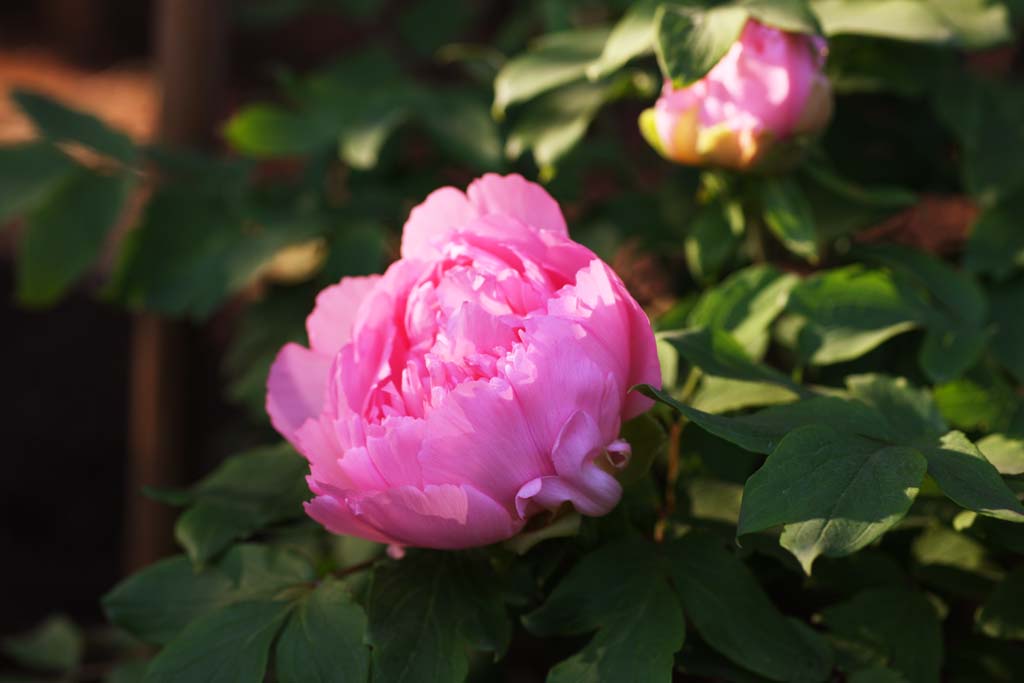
352;484;522;548
266;343;331;443
400;186;477;260
466;173;568;236
306;275;381;355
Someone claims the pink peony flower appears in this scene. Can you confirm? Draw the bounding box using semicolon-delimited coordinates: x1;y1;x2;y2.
641;19;832;170
266;174;660;549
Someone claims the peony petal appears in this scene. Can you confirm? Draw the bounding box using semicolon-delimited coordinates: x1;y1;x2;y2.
266;343;331;443
466;173;568;236
352;484;522;548
515;410;623;517
400;186;477;260
306;275;381;355
305;495;398;545
420;378;554;504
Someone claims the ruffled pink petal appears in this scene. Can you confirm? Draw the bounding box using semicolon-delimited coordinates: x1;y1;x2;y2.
400;186;477;260
305;495;398;545
352;484;522;548
420;378;554;504
466;173;568;236
266;343;331;443
306;275;381;356
515;410;622;517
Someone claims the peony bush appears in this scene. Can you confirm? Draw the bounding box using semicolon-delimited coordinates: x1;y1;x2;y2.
2;1;1024;682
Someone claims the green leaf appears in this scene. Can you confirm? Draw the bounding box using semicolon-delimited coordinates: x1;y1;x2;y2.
1;616;82;673
743;0;823;33
667;533;833;681
761;176;819;263
224;104;332;157
661;327;803;392
922;431;1024;522
844;374;946;444
175;444;310;565
821;586;942;683
857;244;988;382
110;186;323;318
12;89;137;164
989;277;1024;382
275;579;370;683
849;666;910;683
102;555;234;645
786;266;925;365
17;167;130;306
0;142;74;224
964;198;1024;278
655;4;749;87
689;264;800;358
367;552;510;683
618;413;666;485
933;365;1019;433
637;384;784;453
911;524;987;571
587;0;659;79
144;601;292;683
738;425;926;573
418;88;503;171
218;544;317;600
977;434;1024;476
685;199;744;283
505;80;611;171
935;77;1024;206
691;375;800;414
493;28;610;115
524;539;684;683
811;0;1010;47
976;569;1024;641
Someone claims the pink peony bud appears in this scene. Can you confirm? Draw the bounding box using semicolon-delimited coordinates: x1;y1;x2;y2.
266;174;660;549
641;19;832;170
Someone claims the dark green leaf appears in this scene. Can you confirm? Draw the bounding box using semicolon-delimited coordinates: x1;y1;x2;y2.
922;431;1024;522
1;616;82;673
667;533;833;681
493;28;610;115
844;374;945;444
821;586;942;683
12;89;137;164
218;544;317;600
175;444;310;565
661;327;803;392
17;167;130;306
685;199;744;283
618;413;666;485
419;88;503;171
964;199;1024;279
787;266;925;365
738;425;926;573
976;568;1024;641
275;579;370;683
505;80;612;172
933;365;1019;433
367;552;510;683
655;4;749;87
688;264;799;359
102;555;234;645
761;176;819;263
849;666;910;683
989;277;1024;382
813;0;1010;47
587;0;660;79
144;601;292;683
0;142;74;224
524;538;685;683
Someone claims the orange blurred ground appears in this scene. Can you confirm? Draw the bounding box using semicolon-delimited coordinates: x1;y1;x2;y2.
0;49;156;144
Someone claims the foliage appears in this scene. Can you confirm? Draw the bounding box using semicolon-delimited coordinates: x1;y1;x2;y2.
3;0;1024;681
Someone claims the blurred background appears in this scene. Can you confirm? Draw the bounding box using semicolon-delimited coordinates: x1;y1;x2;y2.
2;0;1022;667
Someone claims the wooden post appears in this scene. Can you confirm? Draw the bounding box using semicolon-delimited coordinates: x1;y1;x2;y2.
123;0;226;572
